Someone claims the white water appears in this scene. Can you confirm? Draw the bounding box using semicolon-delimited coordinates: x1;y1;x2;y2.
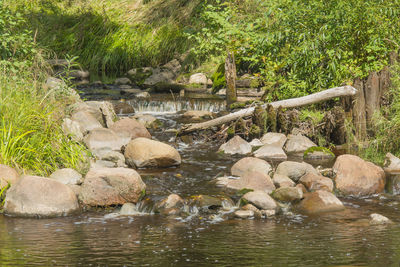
127;98;225;113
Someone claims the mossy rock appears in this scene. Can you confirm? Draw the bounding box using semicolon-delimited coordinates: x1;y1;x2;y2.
229;102;246;109
127;68;153;86
152;82;185;93
304;146;335;159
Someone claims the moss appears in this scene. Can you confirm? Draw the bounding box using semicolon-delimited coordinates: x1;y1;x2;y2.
250;124;261;138
236;188;254;197
303;146;335;157
211;63;226;94
127;68;153;86
239;198;249;207
250;77;261;88
152;82;185;93
227;126;235;138
229;102;246;109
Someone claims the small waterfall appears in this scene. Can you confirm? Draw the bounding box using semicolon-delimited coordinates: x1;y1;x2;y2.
127;98;225;113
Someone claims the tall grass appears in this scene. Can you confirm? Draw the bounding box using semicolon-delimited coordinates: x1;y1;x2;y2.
0;64;89;176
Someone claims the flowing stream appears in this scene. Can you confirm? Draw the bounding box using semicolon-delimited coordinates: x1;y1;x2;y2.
1;94;400;266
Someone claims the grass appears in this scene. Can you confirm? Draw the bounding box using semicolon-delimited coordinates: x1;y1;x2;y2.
0;63;89;176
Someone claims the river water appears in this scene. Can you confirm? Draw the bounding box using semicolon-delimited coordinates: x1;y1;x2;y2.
1;95;399;266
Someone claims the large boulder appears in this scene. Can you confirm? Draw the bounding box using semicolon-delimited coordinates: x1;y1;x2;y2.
272;174;295;188
83;128;126;152
110;118;151;143
4;176;79;217
271;187;303;203
225;171;276;194
218;135;252;155
62;118;83;142
0;164;19;189
189;73;207;85
242;190;277;210
299;173;334;192
124;138;181;168
253;145;287;161
275;161;319;182
50;168;83;185
333;154;385;196
79;167;146;206
231;157;272;177
85;101;117;128
71;110;103;135
260;133;287;147
284;134;316;155
297;190;345;214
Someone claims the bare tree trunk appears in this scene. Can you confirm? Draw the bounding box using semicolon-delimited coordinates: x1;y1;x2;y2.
225;51;237;109
178;85;357;135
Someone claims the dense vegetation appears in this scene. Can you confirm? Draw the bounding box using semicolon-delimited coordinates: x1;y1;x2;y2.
0;3;88;176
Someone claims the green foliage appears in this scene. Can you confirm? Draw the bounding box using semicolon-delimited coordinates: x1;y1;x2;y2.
299;109;325;125
211;63;226;93
0;182;10;207
303;146;334;157
189;0;400;99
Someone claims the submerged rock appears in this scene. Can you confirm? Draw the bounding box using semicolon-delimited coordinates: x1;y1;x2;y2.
190;195;234;210
297;190;345;214
231;157;272;177
284;134;316;155
272;174;295;188
253;144;287;161
79;167;146;206
0;164;19;189
4;176;79;217
299;173;334;192
124;138;181;168
275;161;318;182
272;187;303;203
260;133;287;148
50;168;83;185
155;194;184;215
333;154;385;196
369;213;393;225
218;135;252;155
242;190;277;210
225;171;276;194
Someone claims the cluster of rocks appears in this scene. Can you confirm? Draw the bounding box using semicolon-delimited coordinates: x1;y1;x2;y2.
0;100;182;218
216;134;389;222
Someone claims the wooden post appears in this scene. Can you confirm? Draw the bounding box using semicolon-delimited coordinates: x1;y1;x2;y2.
225;51;237;109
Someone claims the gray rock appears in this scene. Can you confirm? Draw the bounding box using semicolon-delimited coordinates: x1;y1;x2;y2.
69;70;90;80
218;135;252;155
272;187;303;203
101;151;126;167
84;128;126;152
231;157;272;177
50;168;83;185
189;73;207;85
234;210;254;219
275;161;319;182
242;190;277;210
253;144;287;161
284;134;316;155
370;213;392;225
260;133;287;148
124;138;181;168
272;174;295;188
4;176;79;217
79;167;146;206
71;110;103;135
85;101;117;127
62;118;83;141
115;77;131;85
67;184;81;197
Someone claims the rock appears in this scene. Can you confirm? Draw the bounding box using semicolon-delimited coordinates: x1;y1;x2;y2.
182;110;213;120
115;77;131;85
100;151;126;167
113;102;135;114
253;145;287;161
333;154;385;196
260;209;276;217
46;77;65;90
90;160;116;169
275;161;319;182
83;128;126;152
68;184;81;197
297;190;345;214
134;114;161;129
79;167;146;206
4;176;79;217
155;194;184;214
189;73;207;85
62;118;83;141
241;203;262;218
0;165;19;189
50;168;83;185
231;157;272;177
304;149;335;161
69;70;90;80
71;110;103;135
120;203;138;215
299;173;334;192
272;187;303;203
272;174;295;188
384;153;400;174
124;138;181;168
369;213;392;225
234;209;254;219
226;171;276;194
85;101;117;127
249;139;263;147
110;118;151;143
242;190;277;210
218;135;252;155
284;134;316;155
143;61;180;88
135;92;151;99
296;183;308;194
190;195;233;210
260;133;287;148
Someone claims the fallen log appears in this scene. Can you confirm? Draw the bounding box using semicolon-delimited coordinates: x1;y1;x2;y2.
178;85;357;136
